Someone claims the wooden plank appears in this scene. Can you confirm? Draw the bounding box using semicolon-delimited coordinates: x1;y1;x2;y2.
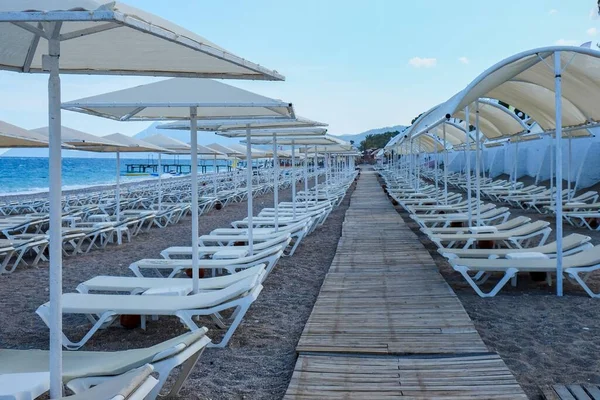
285;170;525;398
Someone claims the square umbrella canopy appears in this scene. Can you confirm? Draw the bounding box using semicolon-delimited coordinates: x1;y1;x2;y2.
0;120;51;147
157;115;327;131
220;127;328;138
0;2;284;396
0;0;284;80
69;132;171;222
235;129;332;225
61;78;294;121
31;125;127;148
62;78;296;308
206;143;245;158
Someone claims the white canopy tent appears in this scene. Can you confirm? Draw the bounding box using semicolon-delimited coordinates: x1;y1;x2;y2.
0;1;283;396
75;132;170;222
63;79;295;303
220;128;327;228
157;115;326;131
31;125;125;148
0;120;52;147
246;135;350;216
405;46;600;296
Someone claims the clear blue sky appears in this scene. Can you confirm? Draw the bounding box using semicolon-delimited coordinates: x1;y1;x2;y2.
0;0;597;139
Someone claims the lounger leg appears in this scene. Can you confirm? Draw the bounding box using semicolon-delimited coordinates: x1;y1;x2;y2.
453;266;519;297
36;305;117;350
157;345;206;398
566;267;600;298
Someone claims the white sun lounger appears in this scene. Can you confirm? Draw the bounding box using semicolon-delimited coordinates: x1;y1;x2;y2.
450;245;600;298
37;275;261;350
60;364;158;400
77;264;266;294
439;233;592;259
429;220;551;249
131;245;284;279
160;233;291;261
0;329;211;400
422;216;530;235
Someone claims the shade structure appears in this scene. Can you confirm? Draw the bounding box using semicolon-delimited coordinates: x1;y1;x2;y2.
0;2;284;396
0;1;284;80
244;134;346;220
206;143;244;158
72;132;170;223
248;134;348;147
409;46;600;140
0;120;50;147
62;78;293;121
63;82;295;339
227;143;270;159
31;125;125;148
219;127;328;138
142;134;191;154
403;46;600;297
157;115;327;131
225;127;328;228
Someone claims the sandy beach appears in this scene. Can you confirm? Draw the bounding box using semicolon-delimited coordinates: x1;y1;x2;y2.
0;181;353;399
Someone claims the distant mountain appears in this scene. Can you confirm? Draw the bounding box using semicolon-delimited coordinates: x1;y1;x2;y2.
334;125;408;146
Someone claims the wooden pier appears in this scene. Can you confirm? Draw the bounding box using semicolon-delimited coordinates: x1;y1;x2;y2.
285;169;526;399
124;162;232;175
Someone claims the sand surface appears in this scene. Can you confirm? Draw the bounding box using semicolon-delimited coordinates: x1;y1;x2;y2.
388;176;600;400
0;182;353;399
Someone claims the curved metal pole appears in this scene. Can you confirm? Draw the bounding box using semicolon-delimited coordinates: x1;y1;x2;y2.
190;107;200;294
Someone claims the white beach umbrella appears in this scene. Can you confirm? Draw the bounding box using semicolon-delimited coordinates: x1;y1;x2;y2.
0;1;282;395
244;133;340;219
157;115;327;131
62;79;294;306
76;132;170;222
31;125;126;148
0;120;50;147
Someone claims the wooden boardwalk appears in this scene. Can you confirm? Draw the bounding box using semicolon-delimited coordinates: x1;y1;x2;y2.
285;169;526;398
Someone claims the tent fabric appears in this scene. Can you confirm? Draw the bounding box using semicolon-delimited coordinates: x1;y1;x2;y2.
142;134;191;153
219;127;327;138
62;78;294;121
409;47;600;141
227;143;269;159
206;143;244;158
248;135;350;147
0;120;49;147
31;125;124;147
0;1;284;80
80;132;168;153
157;116;327;132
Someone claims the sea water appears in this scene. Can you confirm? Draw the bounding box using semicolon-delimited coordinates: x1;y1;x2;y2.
0;157;221;195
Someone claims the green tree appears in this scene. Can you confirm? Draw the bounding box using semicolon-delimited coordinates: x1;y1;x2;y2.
359;131;399;152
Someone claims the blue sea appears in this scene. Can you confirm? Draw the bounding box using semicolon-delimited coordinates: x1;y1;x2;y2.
0;157;222;195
